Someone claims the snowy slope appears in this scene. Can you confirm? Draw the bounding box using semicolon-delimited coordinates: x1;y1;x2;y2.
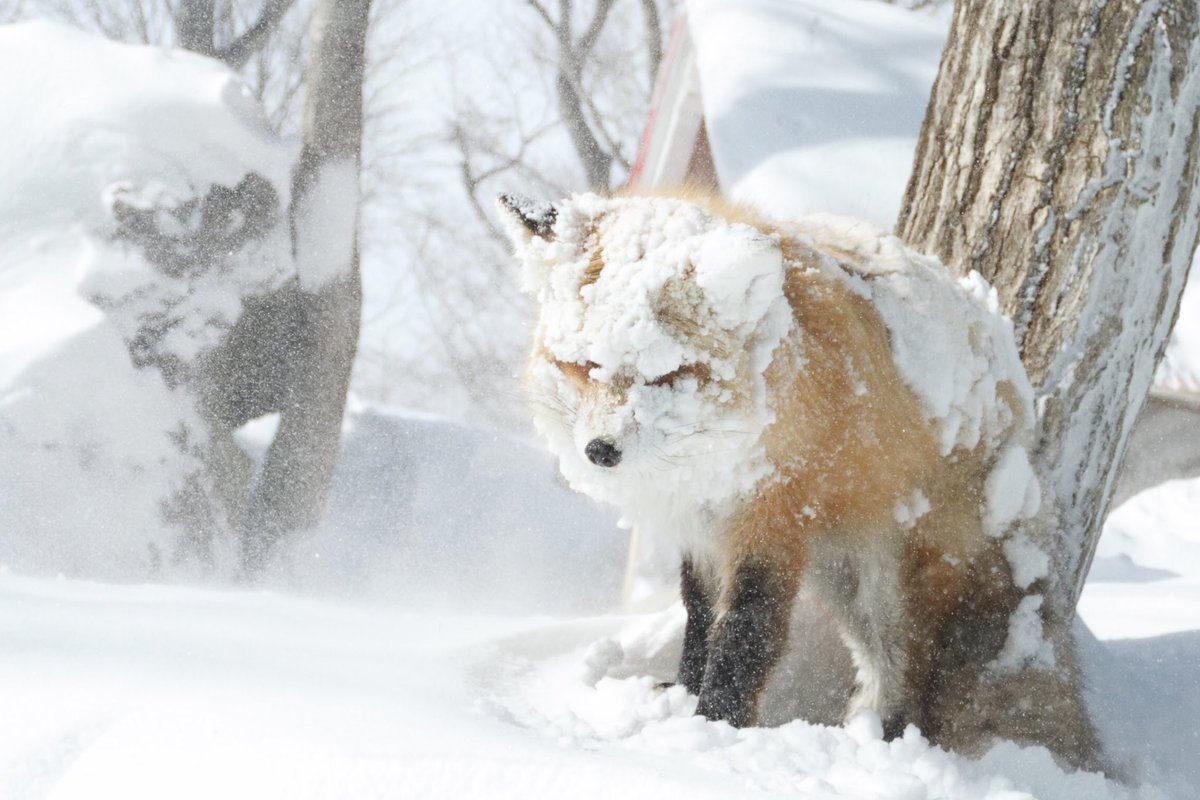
261;405;626;615
688;0;950;227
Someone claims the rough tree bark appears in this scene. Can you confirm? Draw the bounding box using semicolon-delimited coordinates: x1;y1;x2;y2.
240;0;370;571
898;0;1200;612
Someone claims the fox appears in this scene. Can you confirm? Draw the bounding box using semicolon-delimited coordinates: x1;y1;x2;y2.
498;191;1103;770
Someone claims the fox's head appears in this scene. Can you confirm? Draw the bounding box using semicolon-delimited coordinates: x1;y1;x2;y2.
498;193;794;511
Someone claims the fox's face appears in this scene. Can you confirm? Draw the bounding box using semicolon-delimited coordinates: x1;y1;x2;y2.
499;193;794;511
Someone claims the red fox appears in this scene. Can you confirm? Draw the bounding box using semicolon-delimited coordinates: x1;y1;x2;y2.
499;191;1102;769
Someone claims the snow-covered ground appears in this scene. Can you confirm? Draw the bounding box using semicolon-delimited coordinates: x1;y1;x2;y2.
1;526;1197;800
2;2;1200;799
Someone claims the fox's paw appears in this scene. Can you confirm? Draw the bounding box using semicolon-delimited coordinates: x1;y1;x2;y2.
881;712;910;742
695;690;754;728
844;699;918;742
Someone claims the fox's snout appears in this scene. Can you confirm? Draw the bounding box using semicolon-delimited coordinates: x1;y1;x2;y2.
584;437;622;468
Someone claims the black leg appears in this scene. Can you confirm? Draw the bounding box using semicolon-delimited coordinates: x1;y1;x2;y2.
678;557;714;695
696;560;793;728
882;713;908;741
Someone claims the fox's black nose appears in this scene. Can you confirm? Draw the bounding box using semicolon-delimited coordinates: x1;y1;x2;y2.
585;438;622;468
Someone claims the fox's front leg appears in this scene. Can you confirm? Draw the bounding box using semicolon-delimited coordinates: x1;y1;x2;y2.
677;557;715;695
695;558;798;727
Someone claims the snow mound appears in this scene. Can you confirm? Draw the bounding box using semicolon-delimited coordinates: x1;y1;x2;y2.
688;0;951;226
0;21;293;579
1099;478;1200;581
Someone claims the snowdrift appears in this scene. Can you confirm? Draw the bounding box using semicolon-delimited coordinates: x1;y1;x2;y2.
0;21;293;578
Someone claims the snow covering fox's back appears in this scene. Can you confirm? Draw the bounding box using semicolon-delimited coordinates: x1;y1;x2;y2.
499;192;1100;769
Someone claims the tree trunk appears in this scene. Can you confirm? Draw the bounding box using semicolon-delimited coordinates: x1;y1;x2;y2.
176;0;216;55
557;69;614;192
898;0;1200;610
240;0;370;572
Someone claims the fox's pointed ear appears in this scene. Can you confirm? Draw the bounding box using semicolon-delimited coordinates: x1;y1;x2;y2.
695;230;785;326
496;194;558;245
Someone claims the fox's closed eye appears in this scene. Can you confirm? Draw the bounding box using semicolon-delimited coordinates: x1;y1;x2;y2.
648;363;710;388
555;360;599;386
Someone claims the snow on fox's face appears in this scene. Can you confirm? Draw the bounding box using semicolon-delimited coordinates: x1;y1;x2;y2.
500;193;794;512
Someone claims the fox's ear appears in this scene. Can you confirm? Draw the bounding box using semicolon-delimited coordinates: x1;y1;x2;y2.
496;194;558;246
694;230;785;325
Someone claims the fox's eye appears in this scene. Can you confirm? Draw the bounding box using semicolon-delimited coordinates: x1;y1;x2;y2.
555;360;599;386
648;363;710;388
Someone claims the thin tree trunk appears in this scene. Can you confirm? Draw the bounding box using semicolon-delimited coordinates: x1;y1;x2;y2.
176;0;215;55
240;0;370;572
215;0;297;69
898;0;1200;610
639;0;663;91
556;69;613;191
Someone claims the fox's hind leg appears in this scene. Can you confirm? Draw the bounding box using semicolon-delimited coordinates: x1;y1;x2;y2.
841;558;918;738
809;539;922;739
821;540;968;740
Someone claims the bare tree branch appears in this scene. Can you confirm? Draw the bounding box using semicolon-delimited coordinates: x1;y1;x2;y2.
557;0;570;39
575;0;614;63
524;0;557;33
580;84;630;171
131;0;155;43
451;113;560;244
519;0;622;191
0;0;28;23
639;0;662;88
215;0;297;68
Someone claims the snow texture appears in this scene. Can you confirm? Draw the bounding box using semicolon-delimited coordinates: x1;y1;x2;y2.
990;595;1057;673
983;443;1043;537
893;489;931;530
1004;533;1052;591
